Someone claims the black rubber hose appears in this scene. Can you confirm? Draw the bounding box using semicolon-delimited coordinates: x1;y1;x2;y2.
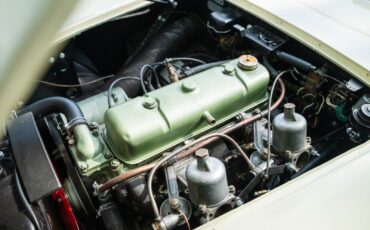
104;16;202;97
125;175;152;214
262;57;279;79
275;51;316;72
17;97;83;122
180;60;227;78
99;201;127;230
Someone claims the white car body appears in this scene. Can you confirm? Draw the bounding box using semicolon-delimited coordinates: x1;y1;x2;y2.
1;0;369;229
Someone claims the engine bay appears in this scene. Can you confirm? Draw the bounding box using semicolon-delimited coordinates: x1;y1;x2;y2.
1;1;369;229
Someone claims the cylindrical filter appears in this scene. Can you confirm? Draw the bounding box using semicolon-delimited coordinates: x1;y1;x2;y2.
272;103;307;153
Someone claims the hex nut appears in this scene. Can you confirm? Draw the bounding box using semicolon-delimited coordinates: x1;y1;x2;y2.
143;97;157;109
110;159;121;169
68;138;75;145
223;65;235;75
104;151;112;159
79;162;88;172
195;148;209;158
59;52;66;59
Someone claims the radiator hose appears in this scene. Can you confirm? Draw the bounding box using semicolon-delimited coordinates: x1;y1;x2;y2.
18;97;100;160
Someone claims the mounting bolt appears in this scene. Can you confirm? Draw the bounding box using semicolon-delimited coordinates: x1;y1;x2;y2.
58;52;66;59
223;65;235;75
104;151;112;159
79;162;88;172
198;204;207;214
68;138;75;145
92;181;99;196
143;96;157;109
110;159;121;170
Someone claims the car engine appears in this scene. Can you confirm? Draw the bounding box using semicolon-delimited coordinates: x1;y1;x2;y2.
0;1;369;229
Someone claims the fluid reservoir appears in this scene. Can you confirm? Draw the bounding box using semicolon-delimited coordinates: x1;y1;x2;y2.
186;149;228;207
272;103;307;153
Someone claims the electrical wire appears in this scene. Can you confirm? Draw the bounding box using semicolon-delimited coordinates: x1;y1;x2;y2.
38;74;115;88
0;157;41;230
146;65;161;91
107;77;140;108
14;169;42;230
187;53;220;62
140;64;155;94
266;70;293;177
296;87;305;96
166;57;206;65
302;102;315;114
171;63;186;72
325;96;338;109
206;21;231;34
140;58;206;92
315;94;325;115
178;209;191;230
319;73;346;86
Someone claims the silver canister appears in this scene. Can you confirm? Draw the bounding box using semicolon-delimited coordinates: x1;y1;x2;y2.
185;149;229;207
272;103;307;153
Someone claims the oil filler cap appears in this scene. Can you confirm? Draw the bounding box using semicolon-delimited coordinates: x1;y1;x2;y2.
238;54;258;71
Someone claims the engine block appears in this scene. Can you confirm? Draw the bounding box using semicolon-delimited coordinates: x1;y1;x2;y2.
104;59;269;165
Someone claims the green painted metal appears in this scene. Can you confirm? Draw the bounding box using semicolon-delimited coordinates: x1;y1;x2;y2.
104;59;270;165
74;124;102;160
69;128;111;177
78;87;127;124
69;87;126;177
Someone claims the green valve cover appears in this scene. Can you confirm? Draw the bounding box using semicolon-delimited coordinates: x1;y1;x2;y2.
104;59;269;164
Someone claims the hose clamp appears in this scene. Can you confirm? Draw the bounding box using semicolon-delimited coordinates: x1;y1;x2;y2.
65;117;88;135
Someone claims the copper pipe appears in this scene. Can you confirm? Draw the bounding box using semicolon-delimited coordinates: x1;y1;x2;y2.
99;78;285;193
99;163;156;192
175;78;285;160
